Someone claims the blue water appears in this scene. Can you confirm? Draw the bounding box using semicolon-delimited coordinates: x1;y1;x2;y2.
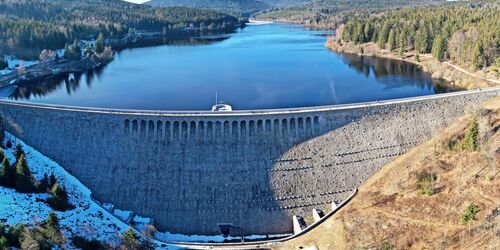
11;23;451;110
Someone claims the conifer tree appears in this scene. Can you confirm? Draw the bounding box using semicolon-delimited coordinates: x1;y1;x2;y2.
415;26;430;53
49;182;71;211
95;33;105;54
15;154;35;193
398;32;406;57
46;211;59;231
38;173;50;192
432;35;446;61
0;148;4;162
72;39;81;59
377;22;390;49
49;173;57;189
387;29;396;51
121;228;139;250
0;56;8;70
13;144;24;161
0;158;15;188
471;41;484;70
0;117;4;146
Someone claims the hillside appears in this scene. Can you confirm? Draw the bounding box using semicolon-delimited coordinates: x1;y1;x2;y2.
0;0;242;59
328;3;500;90
146;0;270;15
256;0;446;28
266;96;500;249
259;0;311;7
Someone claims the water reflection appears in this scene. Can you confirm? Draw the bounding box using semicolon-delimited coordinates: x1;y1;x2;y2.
338;53;455;93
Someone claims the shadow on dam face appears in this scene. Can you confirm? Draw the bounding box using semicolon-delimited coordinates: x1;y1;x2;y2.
0;87;498;236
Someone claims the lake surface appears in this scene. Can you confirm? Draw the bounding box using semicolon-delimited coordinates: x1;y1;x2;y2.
11;23;452;111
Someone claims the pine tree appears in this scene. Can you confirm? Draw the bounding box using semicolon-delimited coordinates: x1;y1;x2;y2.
0;148;4;162
432;35;446;61
49;173;57;189
0;117;4;147
415;26;430;53
387;29;396;51
63;43;72;59
398;32;406;57
471;41;484;70
0;56;8;70
353;22;364;44
39;173;50;192
363;23;372;43
72;39;82;59
15;154;35;193
49;182;71;211
0;158;15;188
121;228;139;250
46;211;59;231
377;22;390;49
95;33;105;54
13;144;24;161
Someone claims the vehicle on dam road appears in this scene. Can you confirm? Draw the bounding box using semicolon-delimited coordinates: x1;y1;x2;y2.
211;92;232;111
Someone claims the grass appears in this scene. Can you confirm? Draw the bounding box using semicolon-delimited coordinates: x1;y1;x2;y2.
416;170;437;196
461;203;480;225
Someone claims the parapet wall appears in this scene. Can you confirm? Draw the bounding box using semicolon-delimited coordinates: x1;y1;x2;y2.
1;87;498;235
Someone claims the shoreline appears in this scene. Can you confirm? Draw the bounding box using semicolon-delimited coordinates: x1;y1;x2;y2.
325;40;497;90
0;57;111;87
0;28;242;88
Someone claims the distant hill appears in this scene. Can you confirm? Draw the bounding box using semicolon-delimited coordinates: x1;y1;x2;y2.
0;0;242;58
259;0;311;7
146;0;270;15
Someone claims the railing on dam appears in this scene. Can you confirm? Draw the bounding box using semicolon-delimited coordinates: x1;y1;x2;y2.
0;86;499;116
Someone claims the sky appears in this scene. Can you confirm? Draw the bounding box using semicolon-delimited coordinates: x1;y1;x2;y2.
123;0;149;3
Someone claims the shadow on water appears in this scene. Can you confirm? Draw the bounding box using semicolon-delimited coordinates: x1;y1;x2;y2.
10;68;105;101
337;52;459;93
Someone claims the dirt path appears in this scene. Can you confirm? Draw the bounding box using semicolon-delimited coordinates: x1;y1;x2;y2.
445;62;500;85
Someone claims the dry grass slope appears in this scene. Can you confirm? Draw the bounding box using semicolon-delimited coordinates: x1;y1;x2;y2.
269;97;500;250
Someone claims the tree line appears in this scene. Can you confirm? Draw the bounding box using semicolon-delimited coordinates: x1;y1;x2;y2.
338;4;500;70
0;143;72;211
256;0;445;29
1;214;150;249
0;0;244;59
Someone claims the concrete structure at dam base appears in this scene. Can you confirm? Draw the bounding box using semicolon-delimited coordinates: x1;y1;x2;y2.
0;87;499;236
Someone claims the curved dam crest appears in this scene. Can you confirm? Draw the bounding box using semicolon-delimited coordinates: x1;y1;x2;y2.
1;87;499;235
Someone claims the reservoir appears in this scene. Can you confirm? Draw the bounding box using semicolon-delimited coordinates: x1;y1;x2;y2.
10;23;452;111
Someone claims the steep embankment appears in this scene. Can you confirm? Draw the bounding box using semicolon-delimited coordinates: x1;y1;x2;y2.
326;41;497;90
270;96;500;249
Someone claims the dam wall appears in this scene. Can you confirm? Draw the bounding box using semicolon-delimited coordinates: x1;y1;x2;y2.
1;87;499;235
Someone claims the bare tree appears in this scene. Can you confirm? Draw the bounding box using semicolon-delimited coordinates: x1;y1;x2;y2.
39;49;56;63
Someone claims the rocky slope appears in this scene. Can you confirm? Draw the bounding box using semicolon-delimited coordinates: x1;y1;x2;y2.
269;96;500;249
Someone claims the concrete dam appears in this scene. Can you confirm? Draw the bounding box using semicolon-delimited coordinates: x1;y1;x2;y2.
0;87;499;236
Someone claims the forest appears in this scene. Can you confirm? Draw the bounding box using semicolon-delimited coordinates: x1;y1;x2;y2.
146;0;271;16
0;0;244;59
256;0;445;29
338;4;500;70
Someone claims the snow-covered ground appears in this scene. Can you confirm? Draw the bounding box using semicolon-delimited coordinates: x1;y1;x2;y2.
0;133;177;249
0;56;38;75
0;133;290;248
